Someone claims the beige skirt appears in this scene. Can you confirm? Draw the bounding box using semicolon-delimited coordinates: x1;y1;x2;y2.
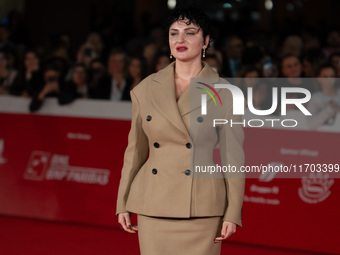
137;214;223;255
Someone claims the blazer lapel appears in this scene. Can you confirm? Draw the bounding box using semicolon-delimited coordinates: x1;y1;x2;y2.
177;61;221;116
150;61;222;138
151;62;190;137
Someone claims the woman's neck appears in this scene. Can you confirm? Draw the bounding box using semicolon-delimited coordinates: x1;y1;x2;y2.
26;67;39;74
77;83;86;87
287;77;302;85
133;76;141;83
0;68;8;77
322;86;337;97
113;72;124;82
174;59;203;80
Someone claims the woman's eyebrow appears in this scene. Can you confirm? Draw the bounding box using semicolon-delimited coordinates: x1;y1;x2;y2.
170;27;198;31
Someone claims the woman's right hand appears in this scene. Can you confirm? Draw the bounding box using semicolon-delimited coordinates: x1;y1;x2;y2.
38;82;59;100
118;212;138;233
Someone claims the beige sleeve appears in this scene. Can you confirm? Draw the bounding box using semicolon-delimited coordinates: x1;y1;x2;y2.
218;100;245;227
115;90;149;215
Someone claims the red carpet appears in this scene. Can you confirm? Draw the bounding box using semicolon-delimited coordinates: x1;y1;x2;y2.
0;215;326;255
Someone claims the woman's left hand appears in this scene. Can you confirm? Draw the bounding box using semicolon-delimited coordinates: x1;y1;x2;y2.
214;221;236;243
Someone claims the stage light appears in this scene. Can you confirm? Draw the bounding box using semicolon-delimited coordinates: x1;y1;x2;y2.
265;0;273;11
167;0;176;10
223;3;232;9
251;12;260;21
286;3;295;11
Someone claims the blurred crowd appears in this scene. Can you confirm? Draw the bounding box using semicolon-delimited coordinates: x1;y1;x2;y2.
0;12;340;128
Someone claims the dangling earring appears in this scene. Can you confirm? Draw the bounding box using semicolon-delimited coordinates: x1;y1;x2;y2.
170;53;173;59
203;48;206;58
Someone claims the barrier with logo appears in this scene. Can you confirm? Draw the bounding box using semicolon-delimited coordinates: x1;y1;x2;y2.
0;96;132;227
0;95;338;254
228;127;339;255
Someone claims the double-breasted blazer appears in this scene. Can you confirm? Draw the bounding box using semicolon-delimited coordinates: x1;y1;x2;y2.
116;61;245;227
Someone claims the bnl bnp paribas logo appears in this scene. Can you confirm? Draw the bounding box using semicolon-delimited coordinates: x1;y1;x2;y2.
196;82;312;128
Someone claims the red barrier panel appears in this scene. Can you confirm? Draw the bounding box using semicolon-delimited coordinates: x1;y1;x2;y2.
226;128;339;255
0;97;338;254
0;112;129;228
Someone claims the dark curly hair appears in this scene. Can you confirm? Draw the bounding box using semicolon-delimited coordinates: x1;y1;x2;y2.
166;8;212;50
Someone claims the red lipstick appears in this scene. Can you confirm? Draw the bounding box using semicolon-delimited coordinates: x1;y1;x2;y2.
176;46;188;52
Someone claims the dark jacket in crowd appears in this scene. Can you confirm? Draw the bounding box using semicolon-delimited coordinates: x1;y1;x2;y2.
10;70;44;97
95;75;132;101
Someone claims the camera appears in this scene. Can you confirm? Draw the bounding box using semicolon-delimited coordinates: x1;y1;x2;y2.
47;76;57;83
84;48;93;57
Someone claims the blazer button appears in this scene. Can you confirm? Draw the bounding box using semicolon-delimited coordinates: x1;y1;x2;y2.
153;142;160;148
197;116;203;122
186;142;191;149
152;168;157;175
184;169;191;176
146;115;152;121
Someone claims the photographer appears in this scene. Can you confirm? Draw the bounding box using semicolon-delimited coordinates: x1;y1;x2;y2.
29;66;62;112
10;50;43;97
58;63;89;105
0;49;17;94
307;64;340;129
76;43;98;68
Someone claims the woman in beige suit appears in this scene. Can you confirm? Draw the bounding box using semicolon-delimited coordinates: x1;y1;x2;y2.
116;8;245;255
